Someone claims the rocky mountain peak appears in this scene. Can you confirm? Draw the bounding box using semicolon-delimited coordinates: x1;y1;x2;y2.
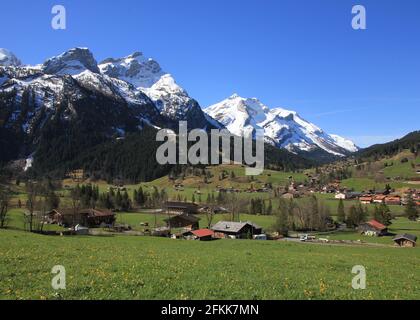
0;48;22;67
42;47;100;75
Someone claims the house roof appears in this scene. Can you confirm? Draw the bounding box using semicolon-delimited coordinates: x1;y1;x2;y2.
191;229;214;238
165;201;199;209
373;195;386;200
393;234;417;243
367;220;387;231
164;213;200;223
48;208;114;217
385;196;401;201
360;197;372;201
211;221;261;233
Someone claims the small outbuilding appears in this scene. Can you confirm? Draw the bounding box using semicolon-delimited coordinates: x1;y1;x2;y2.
184;229;215;241
358;220;388;237
393;234;417;247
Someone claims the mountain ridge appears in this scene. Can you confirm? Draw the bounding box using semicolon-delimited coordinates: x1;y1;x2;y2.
204;94;359;158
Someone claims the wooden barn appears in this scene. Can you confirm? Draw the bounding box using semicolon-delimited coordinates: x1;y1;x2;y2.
47;208;115;228
358;220;388;237
164;213;200;230
393;234;417;247
163;201;200;215
211;221;263;239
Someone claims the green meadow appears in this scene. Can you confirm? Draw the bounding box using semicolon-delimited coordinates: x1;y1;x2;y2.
1;228;419;300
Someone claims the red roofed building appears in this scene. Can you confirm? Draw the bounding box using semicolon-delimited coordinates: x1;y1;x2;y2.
185;229;215;241
373;195;386;204
385;196;401;206
358;219;388;237
359;197;373;204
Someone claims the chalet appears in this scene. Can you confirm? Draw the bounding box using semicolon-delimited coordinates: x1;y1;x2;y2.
184;229;214;241
373;195;387;204
47;208;115;228
164;213;200;230
335;192;347;200
385;196;401;206
359;196;373;204
335;192;361;200
358;220;388;237
163;201;200;215
211;221;263;239
393;234;417;247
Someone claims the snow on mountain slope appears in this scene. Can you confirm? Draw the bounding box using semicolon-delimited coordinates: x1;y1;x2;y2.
43;48;100;75
98;52;220;125
0;48;21;67
98;52;164;88
329;134;358;153
205;94;359;156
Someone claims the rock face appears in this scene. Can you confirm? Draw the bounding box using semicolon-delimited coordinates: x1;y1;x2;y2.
43;47;101;75
205;94;359;157
0;48;22;67
99;52;222;128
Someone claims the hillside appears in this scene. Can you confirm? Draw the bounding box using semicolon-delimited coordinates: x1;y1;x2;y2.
356;131;420;161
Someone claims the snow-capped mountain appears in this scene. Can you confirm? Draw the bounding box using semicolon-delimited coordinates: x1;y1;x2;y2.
205;94;358;157
0;48;21;67
42;47;100;75
0;47;223;170
98;52;221;127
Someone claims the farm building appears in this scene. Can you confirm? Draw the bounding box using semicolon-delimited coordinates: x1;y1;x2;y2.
47;209;115;228
373;195;387;204
335;192;347;200
184;229;215;241
164;213;200;230
393;234;417;247
211;221;263;239
359;196;373;204
385;196;401;206
163;201;200;215
358;220;388;237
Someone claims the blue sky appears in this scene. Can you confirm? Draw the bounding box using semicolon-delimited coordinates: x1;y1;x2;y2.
1;0;419;147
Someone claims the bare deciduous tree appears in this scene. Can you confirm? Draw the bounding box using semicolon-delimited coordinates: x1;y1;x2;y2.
26;181;39;232
0;188;10;228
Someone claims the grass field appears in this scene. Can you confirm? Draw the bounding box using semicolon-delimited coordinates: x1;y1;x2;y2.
0;228;419;300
